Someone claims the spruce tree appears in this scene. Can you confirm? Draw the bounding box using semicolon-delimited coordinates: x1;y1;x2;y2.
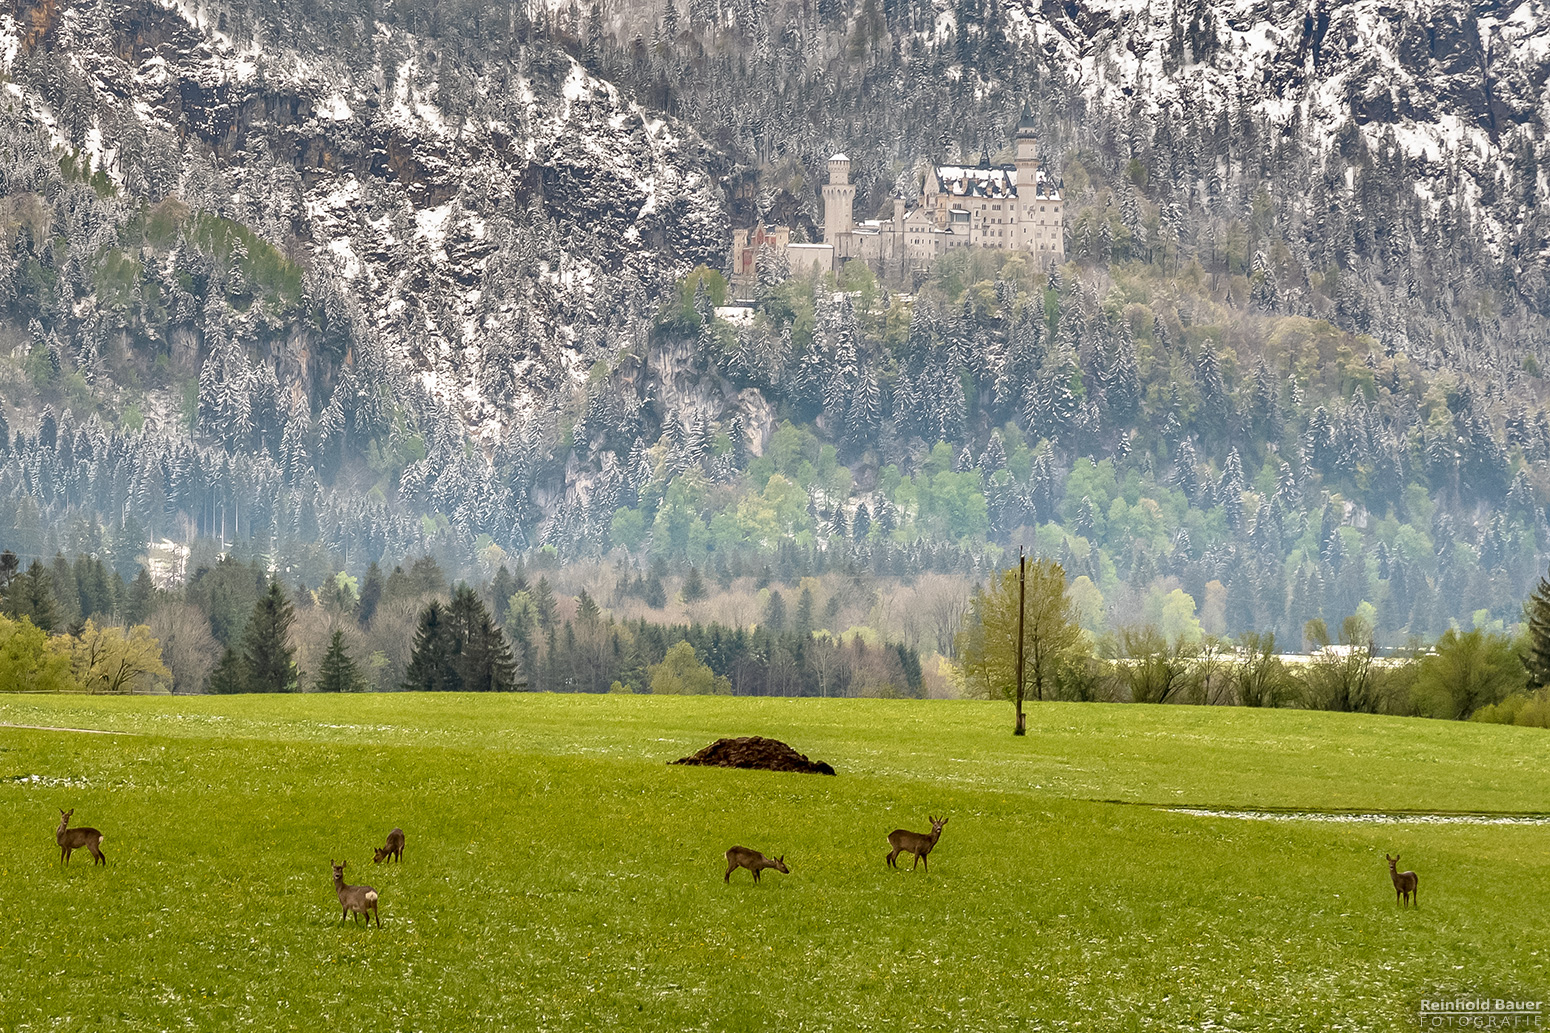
314;629;365;692
243;581;299;692
533;576;558;628
1523;571;1550;689
208;647;249;694
124;564;155;620
794;587;815;637
643;571;666;609
681;565;708;602
460;613;519;692
6;561;59;632
402;588;520;692
356;561;383;627
403;599;458;691
762;589;787;632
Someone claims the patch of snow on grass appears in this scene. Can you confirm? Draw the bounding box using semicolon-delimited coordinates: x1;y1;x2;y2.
1173;808;1550;826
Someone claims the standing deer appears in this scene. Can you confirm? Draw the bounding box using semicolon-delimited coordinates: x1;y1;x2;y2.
1386;853;1418;908
723;846;789;883
56;809;106;866
373;828;405;864
330;860;380;927
887;815;948;871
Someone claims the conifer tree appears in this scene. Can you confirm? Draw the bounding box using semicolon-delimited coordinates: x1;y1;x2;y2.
533;576;559;627
681;565;708;602
243;581;298;692
5;561;59;632
643;571;666;609
457;611;519;692
356;561;384;627
402;587;519;691
314;629;365;692
762;589;787;632
125;566;156;625
208;646;248;694
794;587;815;638
1522;570;1550;689
403;600;456;691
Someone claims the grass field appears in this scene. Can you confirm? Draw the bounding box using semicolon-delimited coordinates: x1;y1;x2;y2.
1;693;1547;1031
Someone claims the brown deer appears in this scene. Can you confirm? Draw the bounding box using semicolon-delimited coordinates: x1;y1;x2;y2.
887;815;948;871
723;846;789;883
1386;853;1418;908
330;860;380;927
373;828;405;864
56;809;106;866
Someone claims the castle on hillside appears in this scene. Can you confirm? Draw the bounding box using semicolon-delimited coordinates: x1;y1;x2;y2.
731;107;1065;288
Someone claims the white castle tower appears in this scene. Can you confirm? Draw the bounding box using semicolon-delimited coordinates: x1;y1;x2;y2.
822;154;855;241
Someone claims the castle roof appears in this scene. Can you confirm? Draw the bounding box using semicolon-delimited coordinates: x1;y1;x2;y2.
829;152;850;163
932;164;1060;200
1016;102;1038;136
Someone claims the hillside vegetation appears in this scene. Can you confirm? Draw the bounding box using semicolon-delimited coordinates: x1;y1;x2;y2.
1;0;1548;640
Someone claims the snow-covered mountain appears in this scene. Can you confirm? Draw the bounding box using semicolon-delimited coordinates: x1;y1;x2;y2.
1;0;724;436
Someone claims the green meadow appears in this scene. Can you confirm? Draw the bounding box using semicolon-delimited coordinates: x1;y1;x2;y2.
1;694;1547;1031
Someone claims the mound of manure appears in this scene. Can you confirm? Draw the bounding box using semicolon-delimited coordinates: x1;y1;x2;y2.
671;736;836;775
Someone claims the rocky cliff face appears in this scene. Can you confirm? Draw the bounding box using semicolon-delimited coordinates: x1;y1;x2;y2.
1;0;725;435
1018;0;1549;264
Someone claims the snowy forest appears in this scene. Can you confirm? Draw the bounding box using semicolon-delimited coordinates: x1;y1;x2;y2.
0;0;1548;649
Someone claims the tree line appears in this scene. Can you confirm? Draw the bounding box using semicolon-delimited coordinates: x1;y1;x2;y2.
0;548;927;698
956;557;1550;729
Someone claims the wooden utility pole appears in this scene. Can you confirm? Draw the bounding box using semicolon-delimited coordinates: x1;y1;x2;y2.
1014;547;1027;736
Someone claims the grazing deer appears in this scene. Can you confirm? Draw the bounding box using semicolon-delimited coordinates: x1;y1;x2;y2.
373;828;405;865
887;815;948;872
1386;853;1419;908
56;809;106;866
330;860;380;927
724;846;789;883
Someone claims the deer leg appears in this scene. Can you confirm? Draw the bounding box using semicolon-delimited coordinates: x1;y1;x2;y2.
886;849;898;868
920;853;928;873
